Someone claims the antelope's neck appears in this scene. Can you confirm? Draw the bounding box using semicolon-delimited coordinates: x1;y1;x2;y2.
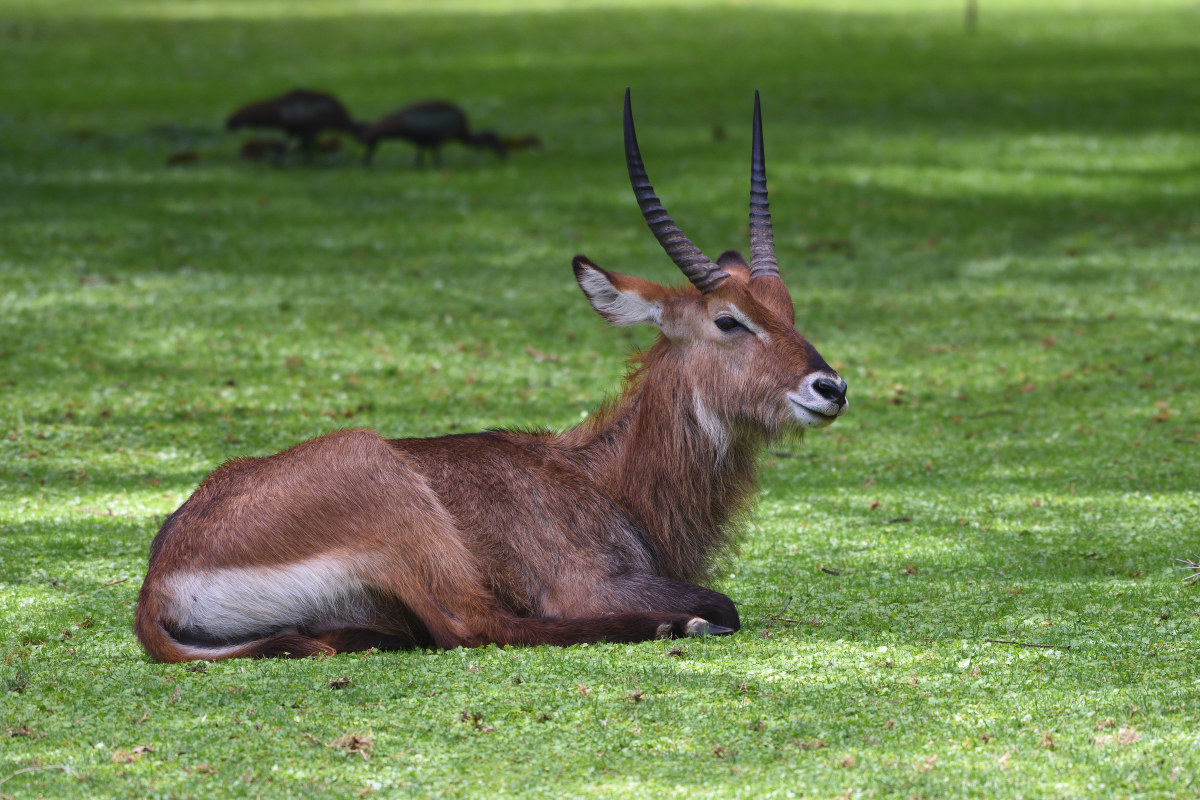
568;380;762;585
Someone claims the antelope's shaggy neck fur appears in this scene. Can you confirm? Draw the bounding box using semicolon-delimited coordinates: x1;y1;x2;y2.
562;341;763;584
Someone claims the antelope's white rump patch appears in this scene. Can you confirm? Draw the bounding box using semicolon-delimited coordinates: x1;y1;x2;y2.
163;556;375;642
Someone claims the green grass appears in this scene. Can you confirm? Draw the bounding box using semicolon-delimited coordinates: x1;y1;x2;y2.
2;0;1200;797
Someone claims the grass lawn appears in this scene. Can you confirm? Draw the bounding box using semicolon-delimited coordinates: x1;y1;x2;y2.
2;0;1200;797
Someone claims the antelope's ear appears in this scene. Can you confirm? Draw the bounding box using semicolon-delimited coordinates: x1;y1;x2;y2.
572;255;665;327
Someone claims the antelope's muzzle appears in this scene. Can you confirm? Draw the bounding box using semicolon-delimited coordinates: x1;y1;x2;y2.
787;372;848;428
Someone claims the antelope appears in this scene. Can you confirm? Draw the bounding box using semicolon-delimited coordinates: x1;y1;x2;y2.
135;89;848;663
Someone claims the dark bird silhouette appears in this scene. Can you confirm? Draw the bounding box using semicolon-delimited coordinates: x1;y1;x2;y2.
226;89;367;159
360;100;516;167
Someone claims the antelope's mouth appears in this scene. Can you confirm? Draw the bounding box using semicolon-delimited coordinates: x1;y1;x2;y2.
787;395;839;429
786;372;848;429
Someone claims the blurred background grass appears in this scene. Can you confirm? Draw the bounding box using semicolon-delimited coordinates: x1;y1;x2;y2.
2;1;1199;798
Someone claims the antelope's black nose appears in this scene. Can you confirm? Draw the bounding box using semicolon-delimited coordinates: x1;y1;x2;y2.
814;376;848;407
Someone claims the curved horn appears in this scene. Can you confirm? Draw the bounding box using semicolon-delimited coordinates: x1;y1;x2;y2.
624;88;727;293
748;90;779;280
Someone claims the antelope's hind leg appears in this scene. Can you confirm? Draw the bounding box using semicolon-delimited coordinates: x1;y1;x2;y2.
305;592;435;654
354;552;736;648
620;577;741;633
468;607;731;647
357;545;737;647
312;629;424;654
540;576;742;641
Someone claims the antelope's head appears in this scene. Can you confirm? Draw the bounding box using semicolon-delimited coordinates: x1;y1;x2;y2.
574;89;848;438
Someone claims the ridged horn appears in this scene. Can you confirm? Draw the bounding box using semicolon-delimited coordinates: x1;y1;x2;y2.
624;88;727;293
748;90;779;280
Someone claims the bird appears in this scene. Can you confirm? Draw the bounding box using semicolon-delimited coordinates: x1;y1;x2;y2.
226;89;367;159
359;100;519;167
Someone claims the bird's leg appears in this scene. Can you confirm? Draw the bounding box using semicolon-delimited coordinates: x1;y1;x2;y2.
299;135;316;163
432;146;442;169
413;148;425;169
363;142;377;167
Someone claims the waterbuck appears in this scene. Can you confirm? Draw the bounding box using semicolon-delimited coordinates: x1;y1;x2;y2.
136;90;848;662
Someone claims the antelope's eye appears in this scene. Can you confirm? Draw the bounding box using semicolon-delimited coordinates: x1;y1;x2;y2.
715;315;746;333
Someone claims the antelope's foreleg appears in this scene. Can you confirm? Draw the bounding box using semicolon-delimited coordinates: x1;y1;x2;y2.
363;561;734;648
364;560;734;649
419;578;740;649
480;608;733;647
613;577;741;632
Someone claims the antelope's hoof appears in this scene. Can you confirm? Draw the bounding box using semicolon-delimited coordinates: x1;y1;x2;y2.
685;618;734;637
